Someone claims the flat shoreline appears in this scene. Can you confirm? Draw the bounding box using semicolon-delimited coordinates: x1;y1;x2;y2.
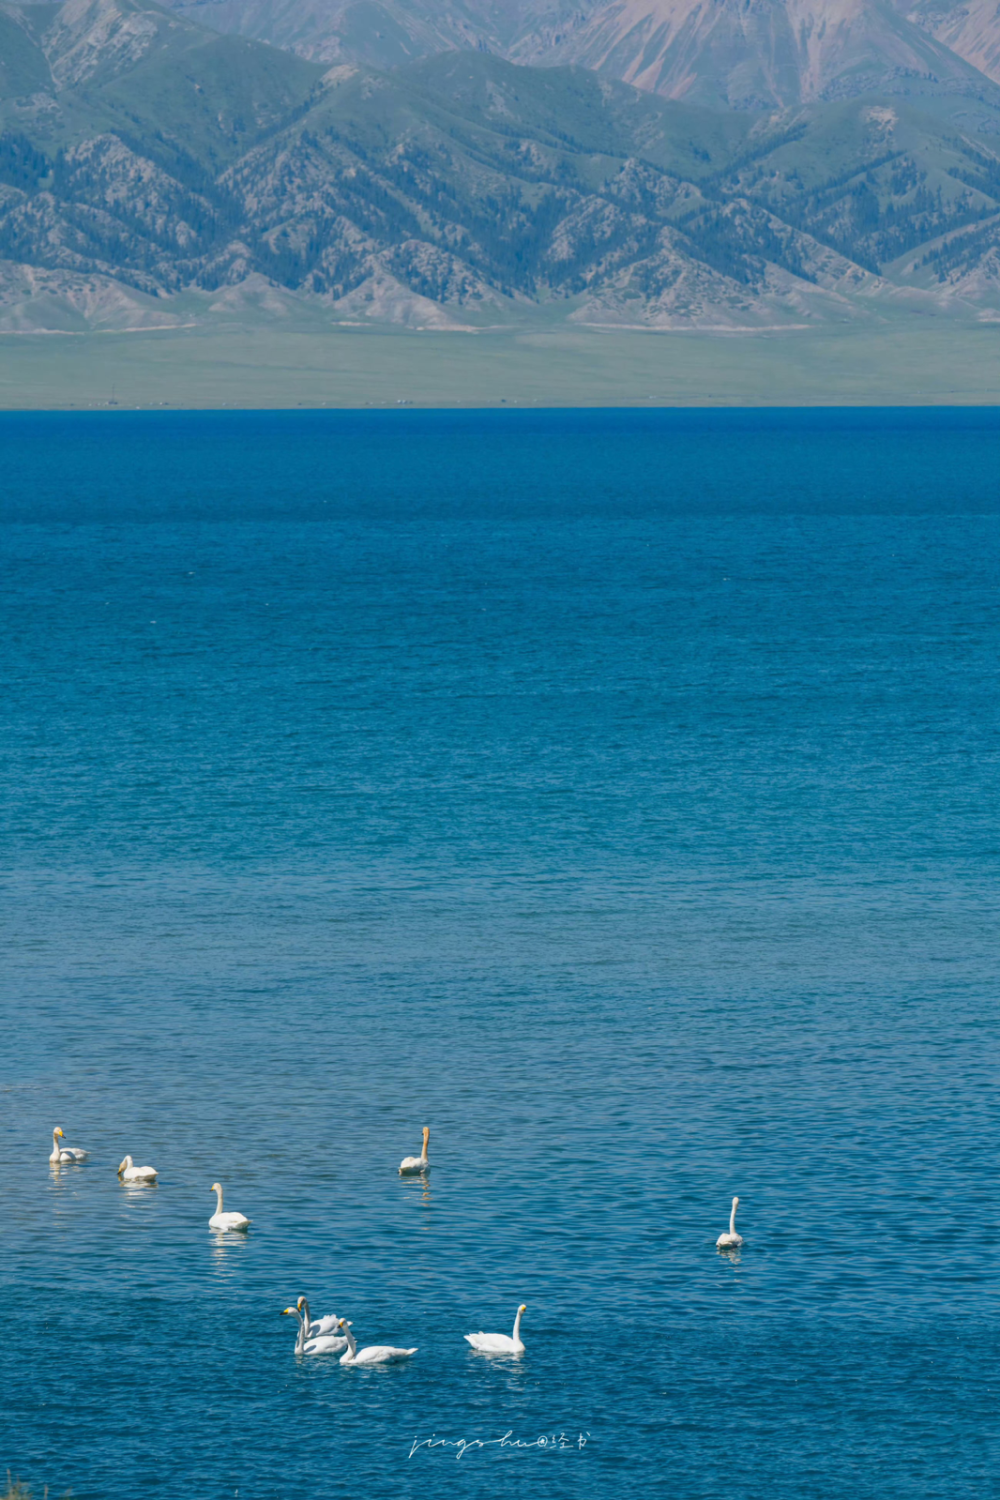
2;321;999;409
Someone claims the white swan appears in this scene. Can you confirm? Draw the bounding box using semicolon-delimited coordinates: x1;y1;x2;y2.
298;1295;346;1339
209;1181;250;1231
282;1301;349;1355
50;1127;88;1164
336;1319;417;1365
464;1304;526;1354
716;1196;744;1249
117;1155;157;1183
399;1126;430;1175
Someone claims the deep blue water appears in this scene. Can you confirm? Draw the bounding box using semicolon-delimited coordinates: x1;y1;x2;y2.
1;407;999;1500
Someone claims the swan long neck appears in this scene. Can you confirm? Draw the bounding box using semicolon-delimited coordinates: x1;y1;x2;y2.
421;1126;430;1162
512;1307;523;1341
295;1309;306;1354
215;1185;224;1212
342;1322;357;1357
730;1198;738;1236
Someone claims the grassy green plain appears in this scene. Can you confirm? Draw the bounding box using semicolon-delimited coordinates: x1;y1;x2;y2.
2;318;999;409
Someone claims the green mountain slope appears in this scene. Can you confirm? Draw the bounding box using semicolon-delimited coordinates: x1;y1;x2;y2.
2;0;323;171
0;4;54;98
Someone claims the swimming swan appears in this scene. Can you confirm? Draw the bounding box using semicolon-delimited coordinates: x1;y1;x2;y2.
297;1295;346;1339
464;1304;526;1354
282;1302;349;1355
50;1127;88;1164
209;1182;250;1231
399;1126;430;1175
336;1319;417;1366
716;1196;744;1249
117;1155;158;1183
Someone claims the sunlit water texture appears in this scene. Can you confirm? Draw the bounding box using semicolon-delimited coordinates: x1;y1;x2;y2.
1;408;999;1499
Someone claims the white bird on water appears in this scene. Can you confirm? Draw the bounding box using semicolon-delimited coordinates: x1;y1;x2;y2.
399;1126;430;1175
282;1300;349;1355
118;1155;157;1183
298;1295;345;1340
716;1196;744;1249
464;1304;526;1354
50;1127;88;1164
336;1319;417;1366
209;1182;250;1231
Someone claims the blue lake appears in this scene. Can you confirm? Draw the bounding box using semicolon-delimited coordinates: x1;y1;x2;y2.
1;407;998;1498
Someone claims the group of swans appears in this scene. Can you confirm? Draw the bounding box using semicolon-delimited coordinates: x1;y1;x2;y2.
282;1294;528;1363
50;1123;743;1252
51;1129;248;1231
282;1297;414;1364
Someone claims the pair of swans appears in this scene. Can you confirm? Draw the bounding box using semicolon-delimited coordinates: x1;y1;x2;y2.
282;1299;416;1364
716;1196;744;1249
209;1182;250;1231
50;1128;156;1183
50;1127;88;1164
399;1127;430;1175
283;1297;351;1355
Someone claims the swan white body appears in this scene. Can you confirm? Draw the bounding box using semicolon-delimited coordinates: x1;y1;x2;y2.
50;1127;88;1164
337;1319;417;1366
299;1296;351;1343
209;1181;250;1231
117;1155;158;1183
716;1196;744;1249
464;1304;526;1354
283;1301;349;1355
399;1126;430;1175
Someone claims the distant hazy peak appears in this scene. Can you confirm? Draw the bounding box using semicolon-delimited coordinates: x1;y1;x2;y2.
902;0;1000;84
43;0;164;87
512;0;1000;107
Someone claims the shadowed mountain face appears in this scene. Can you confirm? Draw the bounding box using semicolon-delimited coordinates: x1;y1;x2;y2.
159;0;1000;98
1;1;1000;332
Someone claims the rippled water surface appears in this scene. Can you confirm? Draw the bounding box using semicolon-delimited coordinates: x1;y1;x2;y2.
1;408;999;1499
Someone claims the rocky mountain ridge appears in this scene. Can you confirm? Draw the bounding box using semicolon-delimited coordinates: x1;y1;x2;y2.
1;0;999;332
162;0;1000;102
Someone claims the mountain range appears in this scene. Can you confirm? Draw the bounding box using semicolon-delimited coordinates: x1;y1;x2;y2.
1;0;1000;333
162;0;1000;102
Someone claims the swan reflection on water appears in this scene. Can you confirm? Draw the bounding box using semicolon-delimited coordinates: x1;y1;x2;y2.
48;1162;82;1188
209;1229;250;1273
399;1171;432;1206
120;1180;159;1206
